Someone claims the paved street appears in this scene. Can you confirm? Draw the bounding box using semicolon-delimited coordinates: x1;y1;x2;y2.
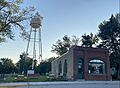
0;81;119;88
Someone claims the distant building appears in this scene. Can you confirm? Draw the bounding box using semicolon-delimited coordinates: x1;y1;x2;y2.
51;46;110;80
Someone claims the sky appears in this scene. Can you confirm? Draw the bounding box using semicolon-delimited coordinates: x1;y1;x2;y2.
0;0;119;63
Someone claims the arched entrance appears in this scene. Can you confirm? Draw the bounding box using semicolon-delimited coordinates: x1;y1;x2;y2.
77;58;84;79
88;59;105;74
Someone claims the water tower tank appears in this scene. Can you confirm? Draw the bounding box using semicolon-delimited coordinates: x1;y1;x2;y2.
30;15;41;29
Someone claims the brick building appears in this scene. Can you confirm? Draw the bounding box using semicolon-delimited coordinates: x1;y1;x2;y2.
51;46;110;80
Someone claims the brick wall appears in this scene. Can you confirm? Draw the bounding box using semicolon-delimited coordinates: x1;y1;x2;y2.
51;46;111;81
73;46;110;80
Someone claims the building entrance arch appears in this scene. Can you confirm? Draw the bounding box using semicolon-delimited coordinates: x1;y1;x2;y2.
77;58;84;79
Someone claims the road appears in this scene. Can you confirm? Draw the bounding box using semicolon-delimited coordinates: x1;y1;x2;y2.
0;81;119;88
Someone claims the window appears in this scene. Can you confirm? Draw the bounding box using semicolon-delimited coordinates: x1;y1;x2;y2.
88;59;105;74
58;61;62;75
63;59;67;76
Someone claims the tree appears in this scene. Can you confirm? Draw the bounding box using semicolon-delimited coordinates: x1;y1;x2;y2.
36;60;51;75
36;57;57;75
0;0;35;43
98;14;120;79
51;35;80;56
71;35;80;45
47;57;56;62
16;52;37;75
81;33;99;47
0;58;16;74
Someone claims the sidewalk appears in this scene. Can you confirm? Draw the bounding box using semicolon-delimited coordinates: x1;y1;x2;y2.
0;81;119;87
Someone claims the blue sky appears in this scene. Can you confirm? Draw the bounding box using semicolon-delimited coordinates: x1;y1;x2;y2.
0;0;119;63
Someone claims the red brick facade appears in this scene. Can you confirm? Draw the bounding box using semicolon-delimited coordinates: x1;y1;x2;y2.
51;46;111;81
72;46;110;80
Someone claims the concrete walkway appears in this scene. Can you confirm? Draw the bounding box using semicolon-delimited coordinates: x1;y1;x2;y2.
0;81;119;88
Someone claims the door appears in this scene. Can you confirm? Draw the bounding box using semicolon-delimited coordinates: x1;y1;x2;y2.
77;58;84;79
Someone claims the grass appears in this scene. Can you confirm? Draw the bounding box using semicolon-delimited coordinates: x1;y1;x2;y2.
28;76;48;82
0;76;48;82
0;85;26;88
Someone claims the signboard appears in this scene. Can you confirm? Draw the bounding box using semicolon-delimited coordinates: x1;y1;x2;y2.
27;70;34;75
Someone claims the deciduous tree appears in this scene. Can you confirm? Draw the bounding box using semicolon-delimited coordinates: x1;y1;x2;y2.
0;0;35;43
0;58;16;74
36;61;51;75
51;35;80;56
16;52;37;75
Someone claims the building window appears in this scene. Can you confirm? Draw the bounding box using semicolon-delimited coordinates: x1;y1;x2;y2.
88;59;105;74
58;61;62;75
63;59;67;76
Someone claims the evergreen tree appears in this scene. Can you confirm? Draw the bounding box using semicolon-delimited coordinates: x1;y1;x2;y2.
98;14;120;79
81;33;98;47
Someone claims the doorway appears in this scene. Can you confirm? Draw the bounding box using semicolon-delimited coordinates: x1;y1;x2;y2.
77;58;84;79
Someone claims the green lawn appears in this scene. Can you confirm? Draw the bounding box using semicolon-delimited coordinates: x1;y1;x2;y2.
0;76;48;82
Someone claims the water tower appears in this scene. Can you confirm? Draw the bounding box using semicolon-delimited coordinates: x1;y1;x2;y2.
25;13;43;71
